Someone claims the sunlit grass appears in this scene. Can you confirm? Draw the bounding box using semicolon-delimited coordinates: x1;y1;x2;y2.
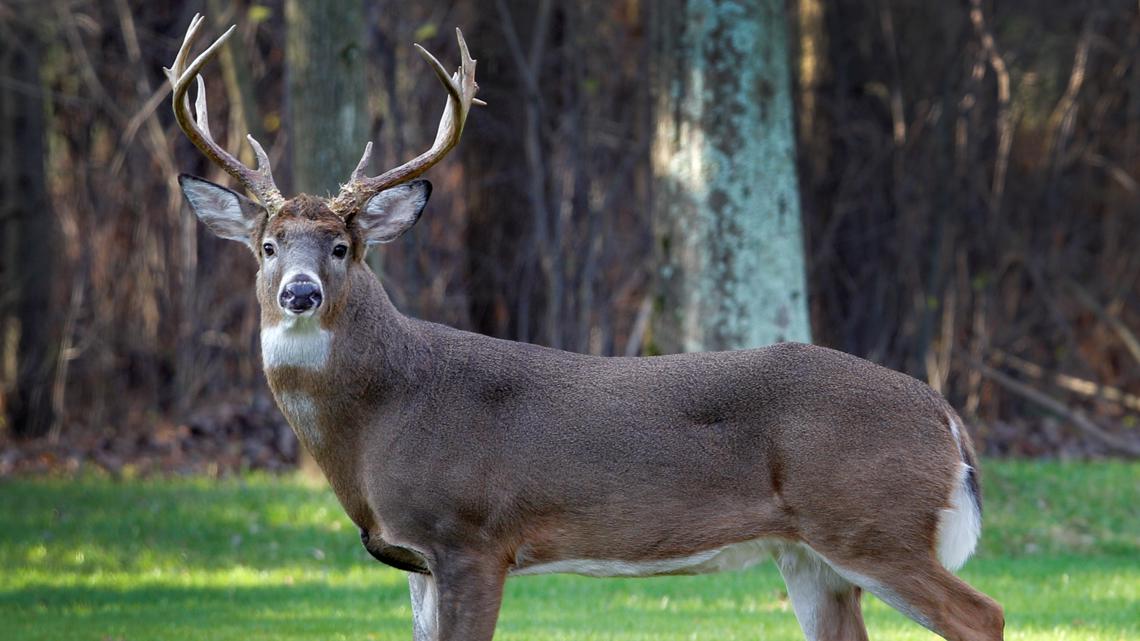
1;460;1137;640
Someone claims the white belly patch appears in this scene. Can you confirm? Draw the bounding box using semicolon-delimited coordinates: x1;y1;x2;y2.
510;538;783;578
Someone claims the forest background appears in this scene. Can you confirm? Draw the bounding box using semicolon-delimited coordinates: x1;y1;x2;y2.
2;0;1139;473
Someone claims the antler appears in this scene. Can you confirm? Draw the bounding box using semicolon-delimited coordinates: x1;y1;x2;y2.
165;14;284;214
329;28;483;217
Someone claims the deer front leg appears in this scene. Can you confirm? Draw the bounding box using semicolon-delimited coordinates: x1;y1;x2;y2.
407;554;506;641
408;573;438;641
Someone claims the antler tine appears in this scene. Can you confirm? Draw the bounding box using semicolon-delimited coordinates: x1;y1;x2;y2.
168;13;207;82
165;14;284;213
414;43;462;106
246;135;274;180
350;142;374;183
330;28;481;216
193;75;212;140
455;28;487;109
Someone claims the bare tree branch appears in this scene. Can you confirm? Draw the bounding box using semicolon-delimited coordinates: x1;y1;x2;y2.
973;360;1140;457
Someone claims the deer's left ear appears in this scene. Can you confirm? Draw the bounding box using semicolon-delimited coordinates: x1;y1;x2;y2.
353;180;432;244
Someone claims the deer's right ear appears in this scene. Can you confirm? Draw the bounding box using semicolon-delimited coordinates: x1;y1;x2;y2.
179;174;265;247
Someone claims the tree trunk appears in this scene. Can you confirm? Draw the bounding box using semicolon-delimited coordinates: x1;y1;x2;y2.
286;0;368;197
461;1;543;343
649;0;811;353
0;16;59;438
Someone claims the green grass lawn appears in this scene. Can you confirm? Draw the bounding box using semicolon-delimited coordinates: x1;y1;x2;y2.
1;460;1137;640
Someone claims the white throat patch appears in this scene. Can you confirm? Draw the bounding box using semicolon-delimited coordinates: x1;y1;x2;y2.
261;318;331;370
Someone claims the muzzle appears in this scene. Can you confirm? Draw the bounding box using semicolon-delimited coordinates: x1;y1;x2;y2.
279;277;322;314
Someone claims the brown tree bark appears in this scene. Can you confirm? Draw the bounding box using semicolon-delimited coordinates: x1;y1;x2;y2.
650;0;811;353
0;15;59;438
286;0;368;197
460;1;541;342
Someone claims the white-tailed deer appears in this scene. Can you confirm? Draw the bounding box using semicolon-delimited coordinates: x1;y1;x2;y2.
168;15;1004;641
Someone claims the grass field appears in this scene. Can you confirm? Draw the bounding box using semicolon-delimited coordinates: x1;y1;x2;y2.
1;460;1137;640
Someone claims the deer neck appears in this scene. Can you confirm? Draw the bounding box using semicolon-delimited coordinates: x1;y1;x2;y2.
260;265;429;524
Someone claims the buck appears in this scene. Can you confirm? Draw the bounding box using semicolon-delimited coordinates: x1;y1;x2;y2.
168;15;1004;641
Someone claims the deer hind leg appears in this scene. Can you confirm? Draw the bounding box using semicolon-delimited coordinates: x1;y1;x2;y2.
857;561;1003;641
775;544;869;641
813;550;1003;641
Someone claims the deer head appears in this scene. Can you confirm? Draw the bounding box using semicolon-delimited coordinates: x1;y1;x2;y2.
167;14;480;327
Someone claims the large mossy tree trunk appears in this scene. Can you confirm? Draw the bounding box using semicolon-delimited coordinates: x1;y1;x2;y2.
286;0;368;198
0;16;59;438
649;0;811;353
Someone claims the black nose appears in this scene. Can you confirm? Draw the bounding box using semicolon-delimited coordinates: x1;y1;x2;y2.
280;280;322;313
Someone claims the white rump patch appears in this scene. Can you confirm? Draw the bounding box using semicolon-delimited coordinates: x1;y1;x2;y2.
276;391;321;448
948;413;964;446
936;461;981;571
261;319;331;370
510;538;781;578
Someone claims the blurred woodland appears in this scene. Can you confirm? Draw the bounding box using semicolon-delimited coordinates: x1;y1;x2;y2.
1;0;1139;475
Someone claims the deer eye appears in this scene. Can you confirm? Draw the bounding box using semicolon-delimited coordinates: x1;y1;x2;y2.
262;243;275;257
332;244;348;259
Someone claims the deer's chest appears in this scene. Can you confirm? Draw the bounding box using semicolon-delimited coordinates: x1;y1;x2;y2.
261;322;335;447
275;390;323;448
